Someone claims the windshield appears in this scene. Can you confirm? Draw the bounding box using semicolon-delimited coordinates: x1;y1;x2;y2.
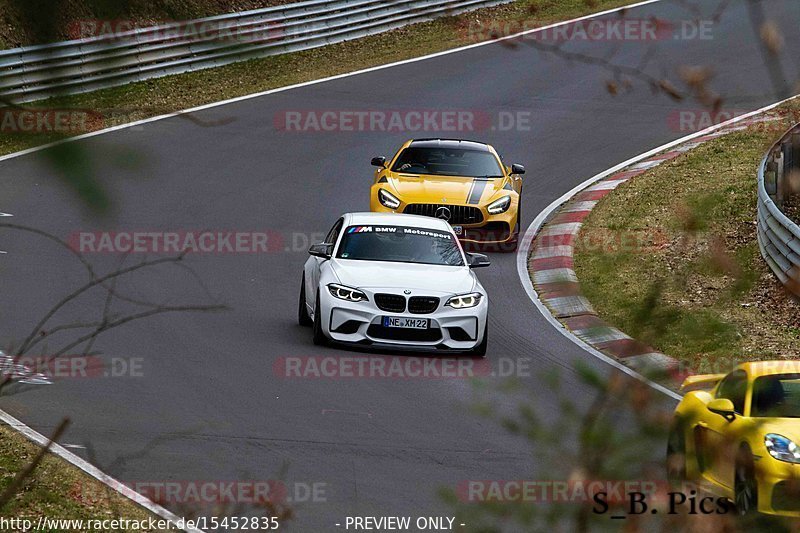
336;225;464;266
390;147;504;177
751;374;800;418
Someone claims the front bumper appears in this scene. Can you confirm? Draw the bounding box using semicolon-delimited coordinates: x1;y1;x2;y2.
317;288;488;351
756;457;800;516
370;194;519;245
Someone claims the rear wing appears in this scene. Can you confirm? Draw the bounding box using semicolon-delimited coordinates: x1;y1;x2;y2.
681;373;726;392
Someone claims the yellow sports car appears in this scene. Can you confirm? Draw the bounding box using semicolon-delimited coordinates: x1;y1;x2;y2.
369;139;524;251
668;361;800;516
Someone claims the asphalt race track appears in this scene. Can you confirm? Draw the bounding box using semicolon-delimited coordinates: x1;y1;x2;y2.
2;0;800;530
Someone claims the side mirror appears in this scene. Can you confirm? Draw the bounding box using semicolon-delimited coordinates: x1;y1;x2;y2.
467;252;491;268
371;156;387;168
510;163;525;175
309;243;333;259
708;398;736;421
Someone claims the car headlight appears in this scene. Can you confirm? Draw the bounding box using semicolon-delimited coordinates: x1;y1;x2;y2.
487;195;511;214
765;434;800;464
327;283;368;302
378;189;401;209
445;292;483;309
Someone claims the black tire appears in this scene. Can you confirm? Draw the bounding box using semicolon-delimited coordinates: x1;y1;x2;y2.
735;447;758;515
666;419;687;485
470;322;488;357
298;274;312;326
312;290;327;346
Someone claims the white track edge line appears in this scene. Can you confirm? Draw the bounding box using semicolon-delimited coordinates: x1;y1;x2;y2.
0;409;204;533
516;95;800;403
0;0;662;165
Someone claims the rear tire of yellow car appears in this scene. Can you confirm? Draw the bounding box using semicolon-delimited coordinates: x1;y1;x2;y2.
666;419;686;485
735;446;758;515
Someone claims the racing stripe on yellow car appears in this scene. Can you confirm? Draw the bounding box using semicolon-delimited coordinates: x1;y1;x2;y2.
466;178;489;205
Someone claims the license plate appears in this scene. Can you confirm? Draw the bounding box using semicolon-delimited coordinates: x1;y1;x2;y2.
452;225;463;235
383;317;429;329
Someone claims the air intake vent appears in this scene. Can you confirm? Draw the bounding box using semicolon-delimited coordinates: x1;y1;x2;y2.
408;296;439;314
403;204;484;224
374;293;406;313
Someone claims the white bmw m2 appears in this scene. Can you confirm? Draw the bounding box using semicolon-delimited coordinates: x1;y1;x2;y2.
298;212;490;356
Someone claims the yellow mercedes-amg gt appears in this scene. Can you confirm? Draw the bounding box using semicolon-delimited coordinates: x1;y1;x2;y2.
369;139;524;251
668;361;800;516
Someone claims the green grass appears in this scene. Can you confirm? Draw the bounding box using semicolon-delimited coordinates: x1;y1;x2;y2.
574;103;800;371
0;424;173;531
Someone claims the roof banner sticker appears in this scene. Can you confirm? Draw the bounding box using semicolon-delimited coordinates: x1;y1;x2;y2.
347;225;453;240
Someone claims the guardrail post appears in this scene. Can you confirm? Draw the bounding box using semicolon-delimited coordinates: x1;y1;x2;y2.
766;153;778;199
789;132;800;200
776;149;784;205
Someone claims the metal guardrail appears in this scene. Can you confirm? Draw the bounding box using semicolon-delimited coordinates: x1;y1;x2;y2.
0;0;511;103
757;123;800;292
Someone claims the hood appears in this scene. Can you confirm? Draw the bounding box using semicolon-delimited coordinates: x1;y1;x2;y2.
757;420;800;443
330;259;475;295
386;173;508;205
